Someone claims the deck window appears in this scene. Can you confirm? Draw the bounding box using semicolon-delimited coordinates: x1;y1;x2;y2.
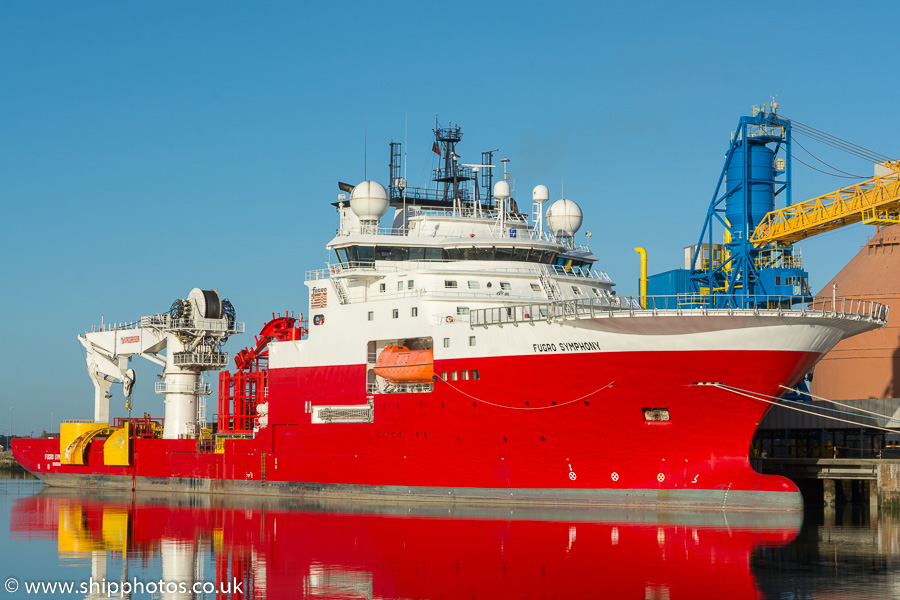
500;282;512;291
468;281;480;289
445;280;458;289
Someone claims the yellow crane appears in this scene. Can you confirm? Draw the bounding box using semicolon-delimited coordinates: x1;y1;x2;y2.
751;161;900;245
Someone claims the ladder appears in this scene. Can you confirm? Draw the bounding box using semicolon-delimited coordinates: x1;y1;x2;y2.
539;274;558;300
332;278;350;305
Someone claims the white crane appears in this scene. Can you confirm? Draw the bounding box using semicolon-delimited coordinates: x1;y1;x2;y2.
78;288;243;439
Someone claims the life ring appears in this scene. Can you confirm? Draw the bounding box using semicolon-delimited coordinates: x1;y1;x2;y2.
445;316;454;323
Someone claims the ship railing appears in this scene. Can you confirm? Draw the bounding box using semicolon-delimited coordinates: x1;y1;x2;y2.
307;261;610;282
87;318;146;333
367;382;435;394
546;264;611;281
469;295;890;328
154;381;212;395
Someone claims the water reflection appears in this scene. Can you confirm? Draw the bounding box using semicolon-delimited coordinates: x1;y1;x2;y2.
9;488;802;599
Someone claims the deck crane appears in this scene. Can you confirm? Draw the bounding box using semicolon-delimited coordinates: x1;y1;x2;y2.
683;103;898;308
78;288;242;439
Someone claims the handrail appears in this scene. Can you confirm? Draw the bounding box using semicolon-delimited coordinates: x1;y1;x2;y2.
305;261;610;283
469;295;890;329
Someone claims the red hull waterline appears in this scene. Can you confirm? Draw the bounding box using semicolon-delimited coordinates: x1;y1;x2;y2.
15;348;817;511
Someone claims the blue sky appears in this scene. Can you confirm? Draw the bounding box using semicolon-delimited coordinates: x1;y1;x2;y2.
2;1;899;435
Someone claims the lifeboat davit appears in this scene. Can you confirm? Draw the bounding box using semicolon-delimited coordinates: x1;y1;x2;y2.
373;345;434;383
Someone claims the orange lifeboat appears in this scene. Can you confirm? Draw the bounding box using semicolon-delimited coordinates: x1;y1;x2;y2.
373;345;434;383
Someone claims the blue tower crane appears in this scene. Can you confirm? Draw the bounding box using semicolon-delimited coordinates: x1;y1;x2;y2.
689;104;810;308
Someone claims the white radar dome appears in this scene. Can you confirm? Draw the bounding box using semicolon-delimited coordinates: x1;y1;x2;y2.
350;180;389;221
532;185;549;204
493;180;510;200
546;199;583;237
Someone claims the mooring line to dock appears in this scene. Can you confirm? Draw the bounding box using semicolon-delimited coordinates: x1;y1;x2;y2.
779;384;900;424
704;383;899;433
437;379;615;410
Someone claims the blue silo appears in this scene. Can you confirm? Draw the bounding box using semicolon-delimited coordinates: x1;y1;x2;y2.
725;138;775;231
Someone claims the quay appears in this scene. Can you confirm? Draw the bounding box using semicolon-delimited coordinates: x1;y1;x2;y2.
755;458;900;510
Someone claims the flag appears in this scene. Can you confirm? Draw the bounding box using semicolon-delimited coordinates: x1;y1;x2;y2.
432;142;441;156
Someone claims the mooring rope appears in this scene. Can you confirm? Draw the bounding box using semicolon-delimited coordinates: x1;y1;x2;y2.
779;384;900;424
437;378;615;410
702;383;899;433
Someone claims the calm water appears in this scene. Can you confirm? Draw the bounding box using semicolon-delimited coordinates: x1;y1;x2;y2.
1;473;899;599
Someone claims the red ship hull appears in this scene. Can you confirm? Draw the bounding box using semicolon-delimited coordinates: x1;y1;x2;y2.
14;348;814;510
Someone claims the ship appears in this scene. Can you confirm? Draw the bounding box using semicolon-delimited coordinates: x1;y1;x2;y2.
12;120;890;510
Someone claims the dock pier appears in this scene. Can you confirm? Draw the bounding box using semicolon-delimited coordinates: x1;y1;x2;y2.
755;458;900;511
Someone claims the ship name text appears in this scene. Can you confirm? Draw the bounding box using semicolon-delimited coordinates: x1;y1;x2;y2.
532;342;601;353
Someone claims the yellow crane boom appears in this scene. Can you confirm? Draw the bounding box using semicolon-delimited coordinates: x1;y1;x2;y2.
751;161;900;245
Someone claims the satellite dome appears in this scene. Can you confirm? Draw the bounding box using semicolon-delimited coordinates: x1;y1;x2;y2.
350;180;389;221
532;185;549;204
493;180;510;201
546;199;583;237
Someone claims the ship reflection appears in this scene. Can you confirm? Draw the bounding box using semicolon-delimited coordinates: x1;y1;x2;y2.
11;490;801;599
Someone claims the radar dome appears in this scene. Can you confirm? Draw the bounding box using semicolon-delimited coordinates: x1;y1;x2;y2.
493;180;510;200
546;199;583;237
533;185;549;204
350;180;389;221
